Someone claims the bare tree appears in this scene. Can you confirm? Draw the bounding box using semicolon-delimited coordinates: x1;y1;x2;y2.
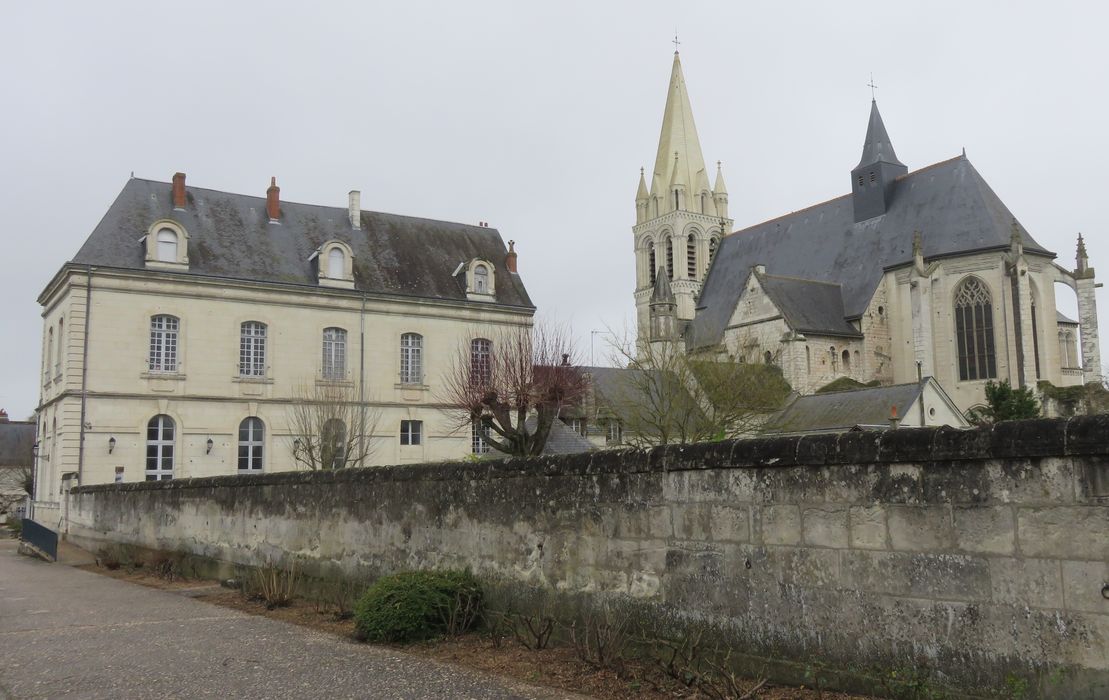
441;323;588;457
607;332;791;447
285;380;381;470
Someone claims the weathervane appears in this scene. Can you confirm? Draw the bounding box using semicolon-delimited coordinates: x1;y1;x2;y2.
867;73;878;100
672;32;680;53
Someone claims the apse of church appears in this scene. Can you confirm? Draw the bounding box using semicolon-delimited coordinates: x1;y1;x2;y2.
633;50;1100;412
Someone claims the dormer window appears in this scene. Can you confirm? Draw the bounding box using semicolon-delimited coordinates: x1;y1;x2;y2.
144;220;188;269
465;259;496;301
157;229;178;262
316;240;355;289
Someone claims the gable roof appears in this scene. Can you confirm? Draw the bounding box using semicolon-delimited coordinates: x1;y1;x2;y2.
763;382;925;434
68;178;534;309
689;156;1053;349
520;416;593;455
756;273;861;338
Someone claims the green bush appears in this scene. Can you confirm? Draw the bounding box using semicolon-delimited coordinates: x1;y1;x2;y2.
353;569;484;644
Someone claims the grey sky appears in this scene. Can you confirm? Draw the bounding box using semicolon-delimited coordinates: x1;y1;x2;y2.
2;1;1106;419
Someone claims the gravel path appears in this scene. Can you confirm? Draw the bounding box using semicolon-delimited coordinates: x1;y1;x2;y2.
0;539;580;700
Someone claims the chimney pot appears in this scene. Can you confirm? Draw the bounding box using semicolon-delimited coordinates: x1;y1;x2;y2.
172;172;187;209
348;190;361;229
266;177;280;221
0;409;8;423
505;240;518;273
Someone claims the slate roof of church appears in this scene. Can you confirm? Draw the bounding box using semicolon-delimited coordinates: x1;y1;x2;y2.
69;178;534;309
763;382;926;434
689;156;1053;349
1057;310;1078;325
756;273;861;338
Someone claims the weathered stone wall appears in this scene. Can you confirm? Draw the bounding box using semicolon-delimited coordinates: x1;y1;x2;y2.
68;417;1109;698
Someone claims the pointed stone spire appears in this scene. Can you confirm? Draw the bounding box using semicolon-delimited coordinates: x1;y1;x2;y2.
649;51;708;213
857;99;905;169
635;168;650;224
1077;232;1090;276
651;266;675;303
636;167;649;201
713;161;727;195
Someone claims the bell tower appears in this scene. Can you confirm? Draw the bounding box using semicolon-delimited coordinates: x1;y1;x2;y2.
633;50;732;346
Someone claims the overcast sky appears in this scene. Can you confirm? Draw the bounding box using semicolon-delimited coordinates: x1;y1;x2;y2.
2;1;1107;419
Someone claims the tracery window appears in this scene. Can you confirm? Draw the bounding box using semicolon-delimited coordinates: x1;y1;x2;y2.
954;277;997;381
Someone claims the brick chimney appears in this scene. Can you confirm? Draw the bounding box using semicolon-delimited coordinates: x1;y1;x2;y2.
348;190;361;229
0;409;8;423
172;172;187;209
266;177;280;221
505;240;518;273
888;405;900;430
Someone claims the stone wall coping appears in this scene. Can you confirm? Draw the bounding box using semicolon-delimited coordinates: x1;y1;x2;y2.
71;415;1109;495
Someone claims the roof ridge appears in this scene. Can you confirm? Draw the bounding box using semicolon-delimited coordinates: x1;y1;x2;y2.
728;154;966;239
127;178;492;231
760;272;843;288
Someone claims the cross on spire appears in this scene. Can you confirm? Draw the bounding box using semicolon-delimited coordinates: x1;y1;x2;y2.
672;32;680;53
867;73;878;100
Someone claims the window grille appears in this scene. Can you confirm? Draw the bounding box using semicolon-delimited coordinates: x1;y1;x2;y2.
239;322;267;377
322;327;347;379
400;333;423;384
470;338;492;385
149;315;179;373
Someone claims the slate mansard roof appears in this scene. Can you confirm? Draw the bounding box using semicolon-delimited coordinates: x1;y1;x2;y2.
690;156;1054;349
69;178;534;309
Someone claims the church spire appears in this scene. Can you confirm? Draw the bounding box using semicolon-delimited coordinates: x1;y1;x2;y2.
649;51;708;214
857;99;905;169
850;99;908;222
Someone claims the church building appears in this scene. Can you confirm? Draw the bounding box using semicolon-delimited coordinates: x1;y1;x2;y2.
634;51;1101;413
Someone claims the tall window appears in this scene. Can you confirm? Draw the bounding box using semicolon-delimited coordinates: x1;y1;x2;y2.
1030;299;1041;379
665;238;674;279
322;419;346;469
400;420;422;446
238;417;264;472
471;420;491;454
322;327;347;379
328;248;344;278
647;241;657;284
156;228;178;262
45;327;54;380
149;315;179;373
841;349;851;372
239;322;267;377
55;318;63;376
954;277;997;381
471;338;492;384
146;415;174;481
474;264;489;293
400;333;423;384
687;234;697;278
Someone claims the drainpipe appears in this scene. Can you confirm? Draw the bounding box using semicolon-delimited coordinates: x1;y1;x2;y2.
917;360;926;426
77;266;93;484
359;292;366;462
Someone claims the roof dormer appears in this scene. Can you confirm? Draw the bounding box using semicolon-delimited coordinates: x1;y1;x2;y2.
313;240;355;289
463;258;496;301
142;219;189;270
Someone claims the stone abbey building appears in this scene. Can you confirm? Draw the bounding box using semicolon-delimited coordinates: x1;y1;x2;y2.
635;51;1101;412
33;174;532;524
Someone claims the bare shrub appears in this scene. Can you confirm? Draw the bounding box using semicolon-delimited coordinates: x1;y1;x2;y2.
643;625;768;699
149;553;181;581
511;609;557;651
570;602;631;672
286;380;381;470
248;559;300;609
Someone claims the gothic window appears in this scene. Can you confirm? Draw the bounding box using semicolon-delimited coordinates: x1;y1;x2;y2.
400;333;423;384
145;415;174;481
665;238;674;279
156;228;178;262
647;241;656;284
322;327;347;380
239;322;267;377
954;277;997;381
238;417;264;472
149;315;179;373
471;338;492;385
687;234;697;279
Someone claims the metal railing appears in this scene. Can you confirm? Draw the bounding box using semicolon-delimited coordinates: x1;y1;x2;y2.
21;518;58;561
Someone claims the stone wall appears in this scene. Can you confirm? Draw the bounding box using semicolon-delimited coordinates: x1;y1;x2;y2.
67;417;1109;698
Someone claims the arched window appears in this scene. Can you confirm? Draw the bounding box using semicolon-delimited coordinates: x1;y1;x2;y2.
149;315;179;373
156;228;178;262
842;349;851;372
805;345;811;374
474;264;489;294
239;322;267;377
665;238;674;279
146;415;174;481
55;318;64;376
400;332;423;384
708;237;719;265
1030;297;1041;379
238;417;264;472
764;350;773;365
829;346;837;372
647;241;657;284
321;419;346;470
328;248;344;278
322;327;347;379
46;327;54;380
687;234;697;279
954;277;997;381
471;338;492;384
